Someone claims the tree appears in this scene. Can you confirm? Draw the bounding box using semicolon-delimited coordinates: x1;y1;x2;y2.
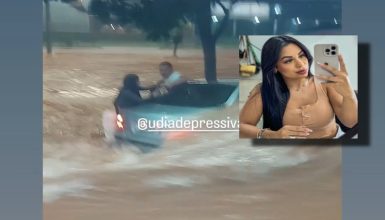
89;0;237;82
43;0;86;55
192;0;236;82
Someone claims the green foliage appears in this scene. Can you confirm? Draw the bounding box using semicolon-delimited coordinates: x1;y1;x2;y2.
89;0;132;24
89;0;203;41
129;0;190;40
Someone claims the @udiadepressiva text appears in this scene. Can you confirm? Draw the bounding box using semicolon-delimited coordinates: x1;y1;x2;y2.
137;116;239;132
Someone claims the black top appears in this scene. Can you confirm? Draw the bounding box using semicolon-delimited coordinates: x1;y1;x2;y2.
114;74;142;113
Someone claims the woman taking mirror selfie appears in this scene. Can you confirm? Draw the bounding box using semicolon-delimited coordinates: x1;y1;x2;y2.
239;35;358;139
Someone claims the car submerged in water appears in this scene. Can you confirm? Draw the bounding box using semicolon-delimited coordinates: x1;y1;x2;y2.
103;80;239;147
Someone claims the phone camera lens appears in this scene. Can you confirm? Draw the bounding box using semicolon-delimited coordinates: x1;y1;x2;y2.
331;51;336;55
324;62;329;65
325;49;330;52
331;46;336;50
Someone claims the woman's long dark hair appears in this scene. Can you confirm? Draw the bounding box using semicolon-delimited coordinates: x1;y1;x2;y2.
261;36;313;131
122;74;140;97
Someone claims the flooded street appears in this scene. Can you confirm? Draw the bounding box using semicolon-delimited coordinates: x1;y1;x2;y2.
43;47;340;220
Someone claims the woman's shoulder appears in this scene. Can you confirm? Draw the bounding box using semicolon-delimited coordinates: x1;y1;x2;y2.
312;75;328;95
248;82;262;99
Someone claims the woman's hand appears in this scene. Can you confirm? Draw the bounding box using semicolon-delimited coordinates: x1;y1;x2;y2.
269;125;313;139
316;55;355;98
316;54;358;128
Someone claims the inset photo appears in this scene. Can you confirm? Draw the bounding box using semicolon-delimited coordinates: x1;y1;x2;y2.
239;35;358;141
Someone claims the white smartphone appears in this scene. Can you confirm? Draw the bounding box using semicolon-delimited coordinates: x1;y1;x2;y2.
314;44;339;82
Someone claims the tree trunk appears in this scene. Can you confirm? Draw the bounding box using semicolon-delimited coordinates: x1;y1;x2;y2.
44;0;52;54
195;1;217;83
200;36;216;82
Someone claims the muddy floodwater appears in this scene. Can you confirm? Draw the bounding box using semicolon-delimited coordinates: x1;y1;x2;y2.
43;47;340;220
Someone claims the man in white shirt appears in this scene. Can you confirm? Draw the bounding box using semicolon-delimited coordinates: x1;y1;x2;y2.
150;61;186;97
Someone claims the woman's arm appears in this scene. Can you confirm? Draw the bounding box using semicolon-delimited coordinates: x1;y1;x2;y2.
139;85;156;91
239;84;264;138
113;97;120;114
326;84;358;128
140;78;167;91
240;84;311;139
316;55;358;128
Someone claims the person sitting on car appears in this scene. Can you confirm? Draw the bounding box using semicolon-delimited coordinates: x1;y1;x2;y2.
114;74;143;113
146;61;187;97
